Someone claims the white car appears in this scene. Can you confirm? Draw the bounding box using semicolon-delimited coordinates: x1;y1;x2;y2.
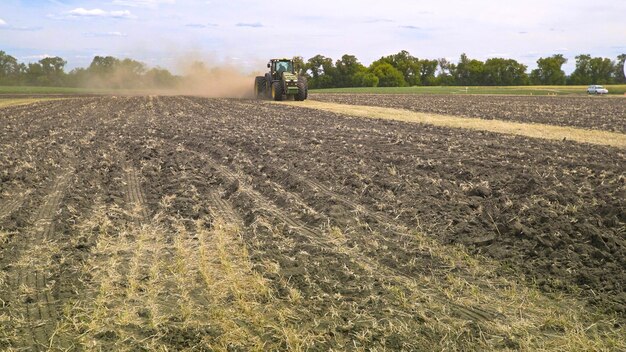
587;85;609;95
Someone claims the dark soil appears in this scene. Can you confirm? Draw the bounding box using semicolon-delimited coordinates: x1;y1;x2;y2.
0;96;624;350
311;93;626;133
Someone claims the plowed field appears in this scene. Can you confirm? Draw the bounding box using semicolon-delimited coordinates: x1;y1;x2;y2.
311;93;626;133
0;96;624;351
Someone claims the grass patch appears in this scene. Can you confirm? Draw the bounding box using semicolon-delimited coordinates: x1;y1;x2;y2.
286;100;626;148
0;98;64;108
311;85;626;96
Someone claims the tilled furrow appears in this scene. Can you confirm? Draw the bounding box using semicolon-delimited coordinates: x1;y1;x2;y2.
0;191;29;221
207;191;244;226
173;141;496;325
152;102;511;329
4;169;74;351
124;167;149;220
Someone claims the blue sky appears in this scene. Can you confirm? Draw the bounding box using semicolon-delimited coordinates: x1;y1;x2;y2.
1;0;625;73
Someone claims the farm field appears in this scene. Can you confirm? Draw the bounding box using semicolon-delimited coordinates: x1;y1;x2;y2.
311;93;626;133
0;96;625;350
312;85;626;96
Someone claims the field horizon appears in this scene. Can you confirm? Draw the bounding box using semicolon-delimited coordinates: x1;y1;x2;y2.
2;84;626;97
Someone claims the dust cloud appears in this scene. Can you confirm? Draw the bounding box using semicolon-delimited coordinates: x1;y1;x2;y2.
78;55;263;98
173;60;257;98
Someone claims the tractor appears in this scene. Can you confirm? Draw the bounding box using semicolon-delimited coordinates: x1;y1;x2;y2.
254;58;308;101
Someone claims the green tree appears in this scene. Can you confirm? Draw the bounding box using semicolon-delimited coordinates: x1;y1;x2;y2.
144;67;178;88
353;71;379;87
436;58;456;85
292;56;306;75
483;58;528;85
530;54;567;85
373;50;420;85
589;57;615;84
418;59;438;86
306;55;335;89
455;53;485;85
335;54;367;87
88;56;120;75
569;55;614;84
85;56;151;88
615;54;626;83
569;55;615;84
117;58;146;88
369;62;405;87
66;67;88;87
0;51;21;84
24;62;44;85
568;54;592;84
38;56;67;86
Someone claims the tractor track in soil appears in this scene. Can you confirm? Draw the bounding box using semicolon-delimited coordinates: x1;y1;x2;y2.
179;96;626;315
0;190;30;221
157;136;504;335
0;95;624;350
160;132;505;323
6;168;74;350
123;166;149;221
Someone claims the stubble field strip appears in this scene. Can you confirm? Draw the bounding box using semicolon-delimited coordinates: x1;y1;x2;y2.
310;93;626;133
0;98;65;109
286;100;626;148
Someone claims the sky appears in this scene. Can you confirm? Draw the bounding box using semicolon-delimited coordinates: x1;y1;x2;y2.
1;0;625;73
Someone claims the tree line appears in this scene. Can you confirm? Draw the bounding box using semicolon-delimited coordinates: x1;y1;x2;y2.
295;51;626;89
0;50;625;89
0;51;178;88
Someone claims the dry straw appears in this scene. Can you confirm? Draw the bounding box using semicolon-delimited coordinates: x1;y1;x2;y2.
289;101;626;148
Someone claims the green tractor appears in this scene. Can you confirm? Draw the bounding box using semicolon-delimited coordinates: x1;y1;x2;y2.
254;58;308;101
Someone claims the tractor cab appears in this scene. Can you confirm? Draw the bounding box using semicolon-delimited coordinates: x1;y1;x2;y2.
268;59;294;80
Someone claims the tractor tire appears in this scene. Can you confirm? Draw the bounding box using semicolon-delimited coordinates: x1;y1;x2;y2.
295;81;307;101
300;76;309;99
254;76;266;99
271;81;284;101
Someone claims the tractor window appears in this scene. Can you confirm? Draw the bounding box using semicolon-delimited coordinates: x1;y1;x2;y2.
275;61;293;73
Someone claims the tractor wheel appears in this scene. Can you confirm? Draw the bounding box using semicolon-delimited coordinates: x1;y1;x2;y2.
272;81;284;101
254;76;266;99
300;76;309;99
295;82;307;101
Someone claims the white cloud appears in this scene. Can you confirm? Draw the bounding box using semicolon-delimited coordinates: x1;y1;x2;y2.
85;31;128;37
185;23;218;28
66;8;136;19
236;22;263;28
112;0;175;8
69;8;107;16
0;19;42;31
22;54;53;60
